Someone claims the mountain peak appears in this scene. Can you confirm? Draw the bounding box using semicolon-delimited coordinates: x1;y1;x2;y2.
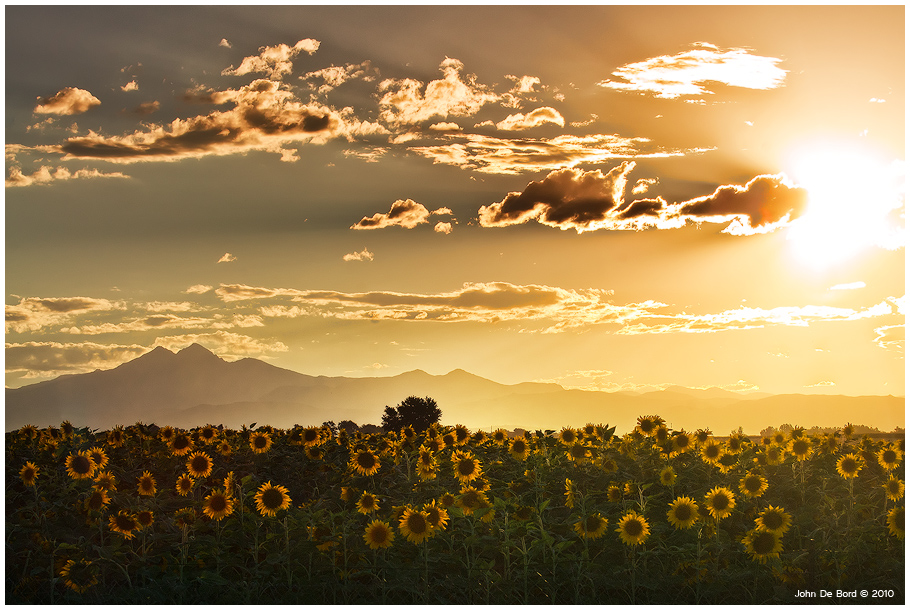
175;343;222;361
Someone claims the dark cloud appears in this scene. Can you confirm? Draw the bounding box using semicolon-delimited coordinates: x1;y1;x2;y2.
676;174;808;234
478;163;636;232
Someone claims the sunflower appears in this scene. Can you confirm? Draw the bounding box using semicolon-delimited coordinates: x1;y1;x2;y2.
423;500;449;531
635;415;663;437
399;508;433;544
694;429;712;445
19;424;39;441
789;438;813;461
836;453;863;479
249;431;272;454
755;505;792;535
453;451;483;483
607;484;623;502
492;428;509;444
174;507;197;528
886;505;904;539
254;481;291;517
739;472;769;499
106;426;125;448
301;426;322;447
659;466;677;486
363;520;395;550
200;425;219;444
565;478;577;509
203;490;235;521
742;528;783;564
109;510;141;539
159;426;176;443
136;471;157;496
19;461;39;487
93;471;116;491
575;513;609;539
566;442;588;462
883;477;905;502
223;471;236;495
170;433;194;456
616;511;650;546
440;492;456;509
136;510;154;528
558;427;578;445
509;437;530;460
878;445;903;471
456;486;489;516
770;429;788;446
357;491;380;515
186;451;213;479
65;451;96;480
842;423;854;438
59;558;98;593
600;456;618;473
704;486;736;520
671;431;692;454
215;440;231;456
454;424;471;445
340;486;355;502
763;445;784;466
84;489;111;512
654;426;670;444
350;449;381;476
700;439;724;465
175;474;195;496
667;497;699;530
86;447;109;470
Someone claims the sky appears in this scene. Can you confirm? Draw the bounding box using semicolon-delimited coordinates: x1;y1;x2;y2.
4;5;906;401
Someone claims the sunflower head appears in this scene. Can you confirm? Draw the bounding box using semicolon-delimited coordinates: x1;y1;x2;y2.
399;508;433;544
836;453;863;479
878;445;903;471
492;428;508;444
176;474;195;496
250;431;273;454
887;505;904;539
883;477;905;501
19;461;39;487
789;438;813;461
357;491;380;514
92;471;116;491
509;437;529;460
137;471;157;496
607;484;623;503
203;490;235;521
65;451;97;480
453;451;482;483
85;489;111;512
136;510;154;528
186;451;213;478
59;558;98;593
671;431;692;453
200;425;218;443
667;497;699;530
704;486;736;520
351;449;381;476
255;481;291;517
558;427;578;445
659;466;677;486
170;433;194;456
574;513;608;539
739;473;769;499
616;511;650;546
755;505;792;534
743;528;783;563
567;442;588;462
109;510;140;539
454;424;471;445
86;447;109;470
363;520;395;550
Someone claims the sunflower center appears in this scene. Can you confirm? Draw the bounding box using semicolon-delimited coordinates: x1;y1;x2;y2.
457;459;476;476
72;455;93;474
304;429;318;442
704;446;720;459
407;513;427;534
461;491;479;508
640;420;655;433
623;518;644;536
744;477;762;492
674;504;693;521
570;445;586;458
88;492;105;510
361;496;375;509
254;436;267;448
512;441;527;453
711;494;730;510
116;514;136;530
357;452;377;469
762;512;783;529
883;450;897;463
752;531;775;554
841;458;857;472
585;515;601;531
262;488;284;509
793;441;809;454
370;526;389;544
426;508;442;526
174;436;190;449
191;456;209;471
210;494;227;511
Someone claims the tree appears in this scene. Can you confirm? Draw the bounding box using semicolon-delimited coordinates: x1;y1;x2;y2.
381;396;442;433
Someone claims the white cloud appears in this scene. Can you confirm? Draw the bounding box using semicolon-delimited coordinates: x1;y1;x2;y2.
222;39;320;79
34;87;101;115
6;165;128;188
495;107;565;131
343;247;375;262
217;252;237;263
121;80;139;92
829;281;866;291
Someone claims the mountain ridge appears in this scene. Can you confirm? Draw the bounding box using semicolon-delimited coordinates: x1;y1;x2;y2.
5;345;904;434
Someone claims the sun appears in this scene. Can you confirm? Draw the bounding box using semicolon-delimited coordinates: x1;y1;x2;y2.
784;139;904;269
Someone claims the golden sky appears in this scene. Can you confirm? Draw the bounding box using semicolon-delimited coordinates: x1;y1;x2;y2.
5;5;905;400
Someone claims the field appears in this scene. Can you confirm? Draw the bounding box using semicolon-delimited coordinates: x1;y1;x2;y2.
5;417;905;604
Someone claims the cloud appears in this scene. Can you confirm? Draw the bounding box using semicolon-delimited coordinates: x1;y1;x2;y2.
222;39;320;79
121;80;139;92
129;101;160;116
351;199;453;230
55;79;370;163
506;75;541;94
343;247;375;262
673;173;809;235
495;107;565;131
410;133;705;175
478;163;639;232
34;87;101;115
184;284;213;294
150;331;288;359
6;296;122;333
219;38;232;48
378;58;501;127
829;281;866;291
873;324;904;351
217;252;237;263
805;381;836;388
300;61;376;95
5;341;149;377
429;122;462;132
599;42;787;99
631;178;657;195
6;165;129;188
434;222;453;234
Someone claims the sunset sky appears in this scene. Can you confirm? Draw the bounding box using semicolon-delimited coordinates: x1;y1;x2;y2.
5;5;905;400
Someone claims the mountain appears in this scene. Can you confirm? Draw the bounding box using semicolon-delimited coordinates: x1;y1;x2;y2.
5;345;905;434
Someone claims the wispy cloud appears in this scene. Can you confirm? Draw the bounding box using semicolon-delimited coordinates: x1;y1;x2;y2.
6;165;128;187
493;107;564;131
343;247;375;262
300;61;377;95
598;42;787;99
34;87;101;115
6;296;123;333
217;253;237;263
829;281;866;291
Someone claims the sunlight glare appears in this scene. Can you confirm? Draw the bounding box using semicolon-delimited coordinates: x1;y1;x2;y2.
784;140;905;269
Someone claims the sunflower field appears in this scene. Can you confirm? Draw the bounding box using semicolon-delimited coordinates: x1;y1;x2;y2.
5;417;904;604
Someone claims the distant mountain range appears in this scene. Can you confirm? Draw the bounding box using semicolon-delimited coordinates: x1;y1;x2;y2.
5;344;905;434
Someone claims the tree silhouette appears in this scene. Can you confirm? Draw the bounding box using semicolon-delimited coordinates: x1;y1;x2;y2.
381;395;441;433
